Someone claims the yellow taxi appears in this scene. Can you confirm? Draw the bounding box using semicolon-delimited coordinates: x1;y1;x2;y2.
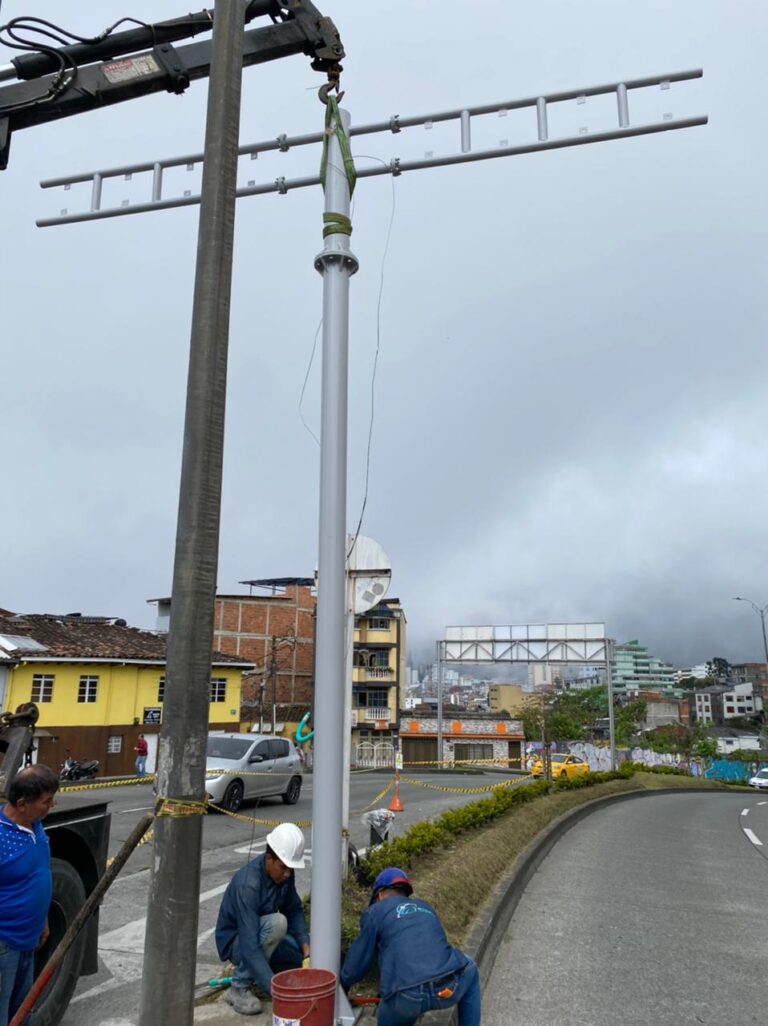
530;752;590;780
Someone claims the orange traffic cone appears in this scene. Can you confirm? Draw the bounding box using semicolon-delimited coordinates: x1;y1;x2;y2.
388;770;404;813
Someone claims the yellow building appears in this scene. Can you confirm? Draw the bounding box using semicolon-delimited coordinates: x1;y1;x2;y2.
352;598;406;766
0;612;253;775
487;683;527;716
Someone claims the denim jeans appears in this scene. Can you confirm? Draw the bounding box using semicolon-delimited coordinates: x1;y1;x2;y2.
0;941;35;1026
135;756;147;777
231;913;303;995
377;958;481;1026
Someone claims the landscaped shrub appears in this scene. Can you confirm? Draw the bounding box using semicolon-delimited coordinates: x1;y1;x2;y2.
358;768;636;883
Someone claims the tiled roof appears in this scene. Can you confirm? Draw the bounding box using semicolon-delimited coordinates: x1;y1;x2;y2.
0;614;253;667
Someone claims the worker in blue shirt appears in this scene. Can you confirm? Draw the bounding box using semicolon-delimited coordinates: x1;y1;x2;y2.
0;764;59;1026
341;867;481;1026
215;822;309;1015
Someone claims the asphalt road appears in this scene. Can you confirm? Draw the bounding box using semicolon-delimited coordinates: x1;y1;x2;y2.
58;769;513;1026
484;791;768;1026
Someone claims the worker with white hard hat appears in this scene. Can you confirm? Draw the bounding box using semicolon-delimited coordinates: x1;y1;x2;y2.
215;822;309;1015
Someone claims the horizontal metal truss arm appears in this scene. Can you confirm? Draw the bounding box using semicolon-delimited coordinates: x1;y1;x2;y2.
36;68;707;227
443;639;608;664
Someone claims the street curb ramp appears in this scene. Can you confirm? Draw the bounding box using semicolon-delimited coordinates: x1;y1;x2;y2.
428;786;727;1025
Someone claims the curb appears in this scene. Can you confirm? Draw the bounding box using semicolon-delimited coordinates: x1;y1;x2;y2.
428;784;736;1025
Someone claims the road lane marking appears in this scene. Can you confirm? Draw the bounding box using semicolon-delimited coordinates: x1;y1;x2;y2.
72;882;231;1002
759;801;768;806
118;806;154;814
744;828;763;846
741;809;750;816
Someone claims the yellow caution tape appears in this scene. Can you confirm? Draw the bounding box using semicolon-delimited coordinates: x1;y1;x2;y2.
156;797;207;818
398;775;532;795
351;779;393;815
59;776;156;792
207;802;312;829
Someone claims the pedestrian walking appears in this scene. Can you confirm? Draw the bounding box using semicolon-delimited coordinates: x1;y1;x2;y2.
215;822;309;1015
134;734;148;777
341;867;481;1026
0;765;59;1026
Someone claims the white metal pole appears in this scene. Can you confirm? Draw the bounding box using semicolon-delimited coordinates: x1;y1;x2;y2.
436;640;444;768
310;106;358;992
341;571;355;875
606;639;616;770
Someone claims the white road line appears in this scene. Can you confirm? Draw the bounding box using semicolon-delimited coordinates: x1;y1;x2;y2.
72;882;231;1002
759;801;768;806
741;808;750;816
744;828;763;846
118;806;154;814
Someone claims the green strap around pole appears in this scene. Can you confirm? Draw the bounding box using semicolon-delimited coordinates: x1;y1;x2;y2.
319;95;356;237
323;212;352;238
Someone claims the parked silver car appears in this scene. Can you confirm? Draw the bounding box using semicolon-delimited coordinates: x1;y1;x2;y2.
205;733;303;812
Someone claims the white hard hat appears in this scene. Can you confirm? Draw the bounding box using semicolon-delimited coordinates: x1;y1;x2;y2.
266;822;306;869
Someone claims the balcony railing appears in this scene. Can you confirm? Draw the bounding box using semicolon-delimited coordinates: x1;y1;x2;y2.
361;707;391;721
361;667;393;679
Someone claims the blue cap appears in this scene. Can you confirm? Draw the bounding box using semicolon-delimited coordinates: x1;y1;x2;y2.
369;867;413;905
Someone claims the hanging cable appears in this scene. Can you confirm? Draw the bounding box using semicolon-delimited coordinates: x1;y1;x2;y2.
347;155;397;557
0;13;161;114
298;316;323;447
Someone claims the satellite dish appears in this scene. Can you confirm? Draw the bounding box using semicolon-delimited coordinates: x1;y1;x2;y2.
347;535;391;614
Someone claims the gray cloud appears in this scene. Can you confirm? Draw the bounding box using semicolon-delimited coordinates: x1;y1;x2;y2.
2;0;766;670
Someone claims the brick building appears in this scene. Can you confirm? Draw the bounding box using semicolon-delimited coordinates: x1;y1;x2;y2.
151;578;316;716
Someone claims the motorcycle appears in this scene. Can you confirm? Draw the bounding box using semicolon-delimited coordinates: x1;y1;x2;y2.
60;752;99;781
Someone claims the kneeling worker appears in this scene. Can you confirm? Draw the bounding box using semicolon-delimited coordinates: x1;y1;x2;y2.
215;822;309;1015
341;867;481;1026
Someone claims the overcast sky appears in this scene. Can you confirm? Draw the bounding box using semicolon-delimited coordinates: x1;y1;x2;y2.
2;1;767;668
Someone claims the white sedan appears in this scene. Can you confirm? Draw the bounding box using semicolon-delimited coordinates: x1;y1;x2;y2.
747;767;768;789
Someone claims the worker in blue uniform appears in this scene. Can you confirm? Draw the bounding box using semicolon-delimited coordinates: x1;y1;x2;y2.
341;867;481;1026
215;823;309;1015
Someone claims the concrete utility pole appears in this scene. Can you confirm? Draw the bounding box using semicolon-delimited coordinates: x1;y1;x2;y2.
309;105;358;1017
138;5;246;1026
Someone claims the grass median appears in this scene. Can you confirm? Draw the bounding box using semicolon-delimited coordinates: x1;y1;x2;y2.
341;769;732;958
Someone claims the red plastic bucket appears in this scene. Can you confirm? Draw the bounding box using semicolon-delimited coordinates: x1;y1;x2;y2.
271;968;337;1026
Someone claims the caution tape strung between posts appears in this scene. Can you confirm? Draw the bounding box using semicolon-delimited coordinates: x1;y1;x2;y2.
351;778;392;815
59;776;156;792
207;802;312;830
398;774;533;794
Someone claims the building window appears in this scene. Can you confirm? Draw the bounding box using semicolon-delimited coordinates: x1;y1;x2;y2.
107;735;123;754
368;617;391;631
78;675;99;703
209;677;227;703
158;676;165;703
726;706;734;714
31;674;54;703
358;688;389;708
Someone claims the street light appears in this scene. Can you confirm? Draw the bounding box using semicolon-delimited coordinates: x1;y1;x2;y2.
732;597;768;668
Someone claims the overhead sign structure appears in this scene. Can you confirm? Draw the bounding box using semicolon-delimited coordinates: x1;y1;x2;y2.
436;622;616;773
443;622;607;664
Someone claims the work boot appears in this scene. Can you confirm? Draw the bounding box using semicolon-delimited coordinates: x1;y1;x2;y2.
225;985;263;1015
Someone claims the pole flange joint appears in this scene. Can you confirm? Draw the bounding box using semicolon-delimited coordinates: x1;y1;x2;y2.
313;249;359;275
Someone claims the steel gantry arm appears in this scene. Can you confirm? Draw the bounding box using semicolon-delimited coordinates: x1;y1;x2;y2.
0;0;344;168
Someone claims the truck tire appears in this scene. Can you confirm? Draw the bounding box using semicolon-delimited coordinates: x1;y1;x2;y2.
30;858;87;1026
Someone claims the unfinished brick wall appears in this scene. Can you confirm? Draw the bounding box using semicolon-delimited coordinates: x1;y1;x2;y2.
213;585;315;707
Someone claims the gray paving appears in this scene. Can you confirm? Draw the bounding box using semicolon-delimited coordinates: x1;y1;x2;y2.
484;792;768;1026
